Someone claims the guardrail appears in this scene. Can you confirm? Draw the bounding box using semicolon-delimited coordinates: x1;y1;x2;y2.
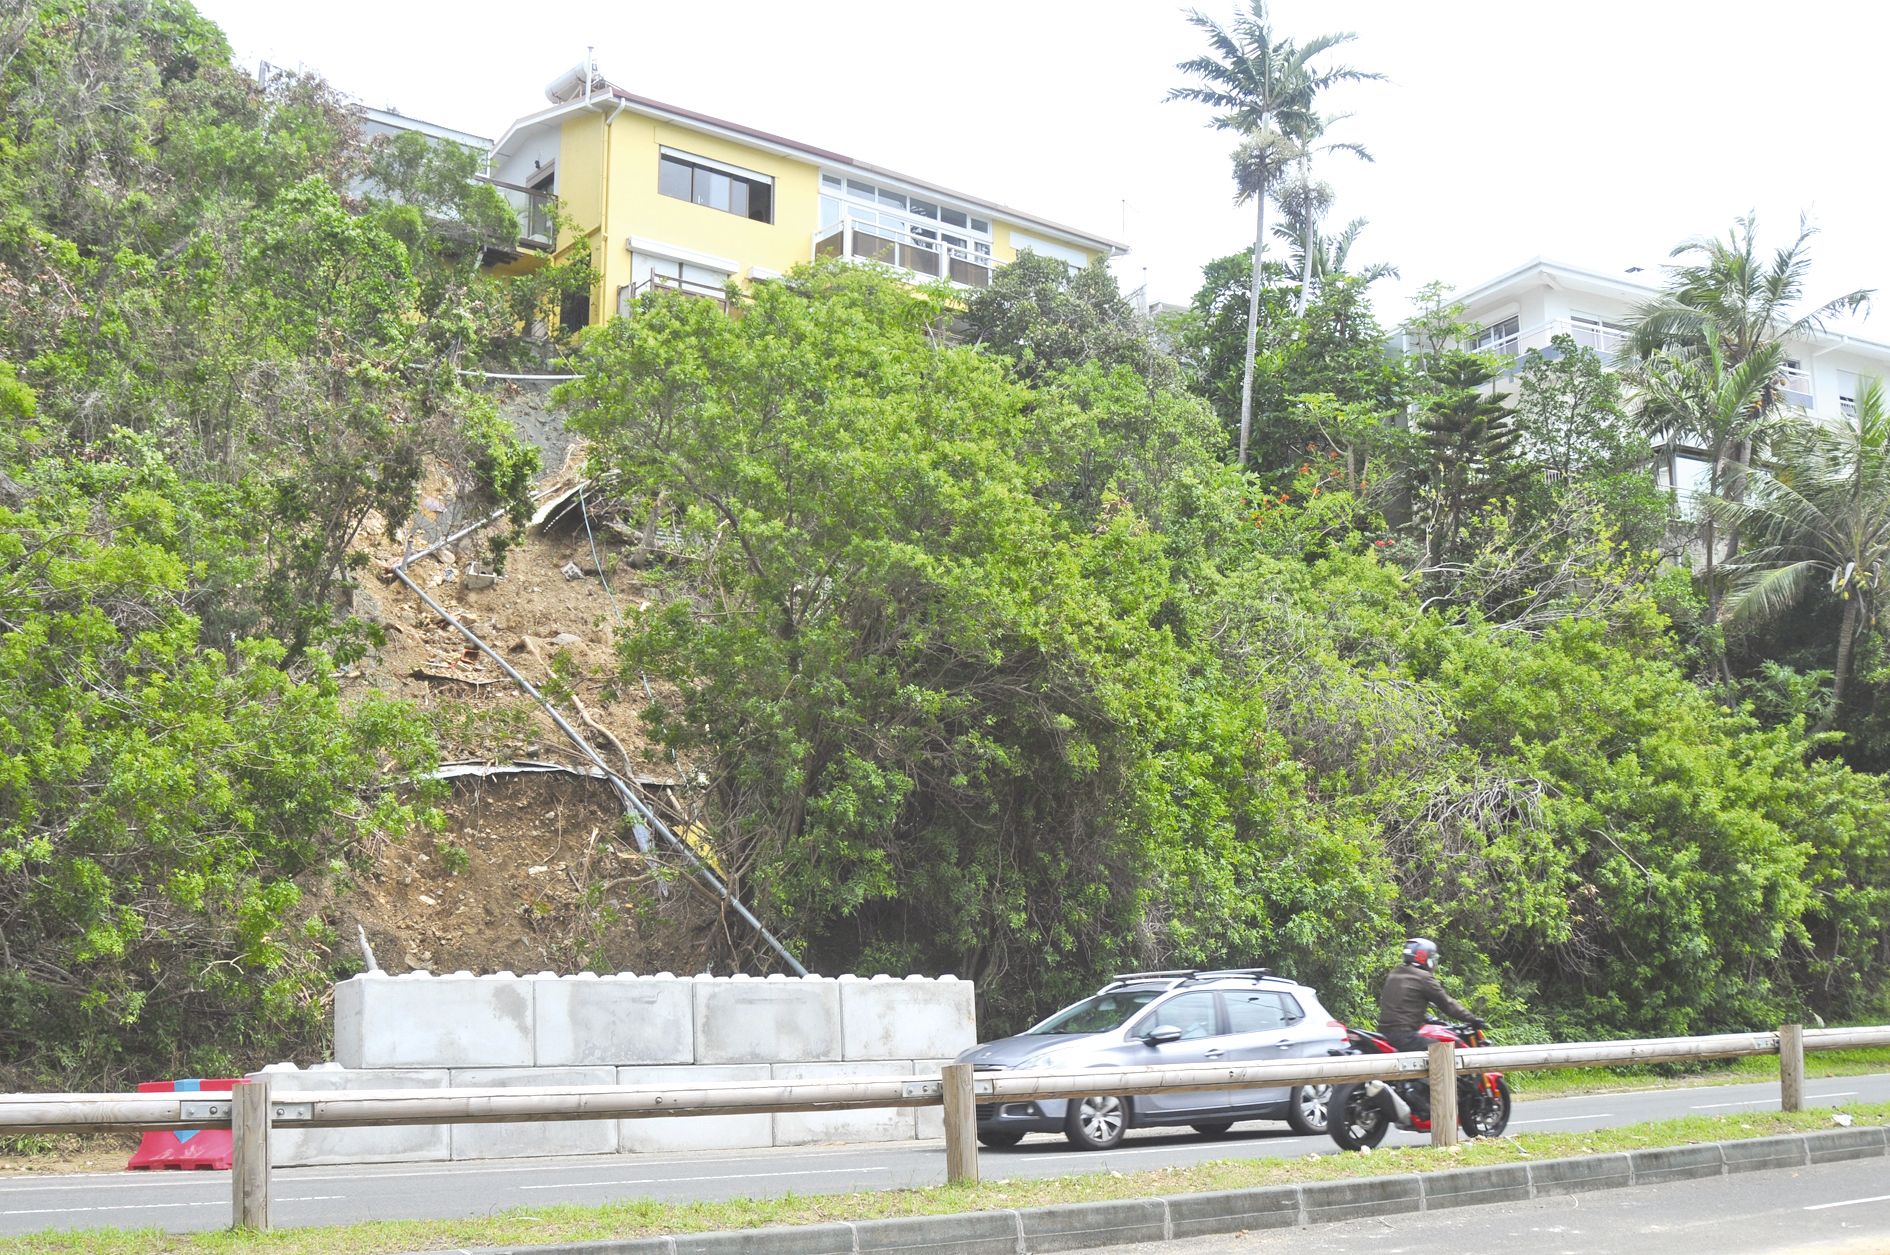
3;1023;1885;1231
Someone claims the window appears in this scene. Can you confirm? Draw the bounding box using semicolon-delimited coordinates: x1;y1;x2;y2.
1782;357;1813;406
1026;990;1163;1035
1569;313;1625;356
658;150;774;223
1133;992;1221;1041
1472;316;1520;355
817;171;998;287
1838;370;1861;419
1225;992;1302;1035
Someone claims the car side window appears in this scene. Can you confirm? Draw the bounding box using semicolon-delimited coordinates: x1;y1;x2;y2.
1132;991;1221;1040
1225;991;1295;1034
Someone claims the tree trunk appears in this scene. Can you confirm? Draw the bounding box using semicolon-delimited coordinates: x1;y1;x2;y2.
1819;595;1861;733
1237;183;1267;469
1294;151;1314;319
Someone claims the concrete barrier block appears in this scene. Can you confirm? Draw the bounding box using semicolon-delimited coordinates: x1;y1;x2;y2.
675;1223;856;1254
914;1059;952;1140
770;1061;915;1145
335;972;533;1069
1805;1125;1890;1163
447;1066;618;1159
1420;1163;1532;1210
617;1065;774;1152
252;1065;450;1167
1299;1174;1424;1224
695;978;842;1064
853;1211;1020;1255
1020;1199;1166;1251
1528;1152;1632;1196
1165;1185;1300;1237
1721;1134;1809;1174
1628;1143;1724;1185
839;978;976;1061
536;976;695;1066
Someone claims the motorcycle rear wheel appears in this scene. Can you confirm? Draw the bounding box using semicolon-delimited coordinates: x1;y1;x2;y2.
1328;1083;1391;1151
1459;1075;1513;1138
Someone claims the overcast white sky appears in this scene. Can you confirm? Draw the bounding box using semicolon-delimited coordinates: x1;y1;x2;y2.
195;0;1889;331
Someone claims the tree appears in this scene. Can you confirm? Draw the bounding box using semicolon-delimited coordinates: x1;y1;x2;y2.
1414;352;1521;567
1715;382;1890;725
1168;1;1379;466
1632;325;1783;623
1274;111;1371;318
961;251;1172;387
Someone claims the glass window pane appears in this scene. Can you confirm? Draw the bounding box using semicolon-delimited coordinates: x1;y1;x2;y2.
911;199;938;219
970;218;989;234
658;156;692;201
878;188;906;209
1225;993;1287;1034
748;179;772;223
820;196;841;228
1134;992;1220;1040
941;207;968;228
822;173;842;189
709;171;733;212
847;179;875;199
730;178;749;218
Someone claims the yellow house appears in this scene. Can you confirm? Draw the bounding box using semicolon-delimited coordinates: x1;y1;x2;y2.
484;64;1128;327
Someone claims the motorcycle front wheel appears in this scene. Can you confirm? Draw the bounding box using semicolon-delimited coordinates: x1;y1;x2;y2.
1459;1074;1513;1138
1328;1083;1391;1151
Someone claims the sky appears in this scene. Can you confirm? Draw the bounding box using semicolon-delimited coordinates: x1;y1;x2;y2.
194;0;1890;333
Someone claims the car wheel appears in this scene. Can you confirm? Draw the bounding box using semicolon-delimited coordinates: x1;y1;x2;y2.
1064;1094;1128;1150
1286;1083;1333;1135
1189;1121;1234;1137
976;1129;1026;1148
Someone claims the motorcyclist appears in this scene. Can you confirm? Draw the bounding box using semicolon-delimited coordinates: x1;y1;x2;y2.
1378;938;1487;1115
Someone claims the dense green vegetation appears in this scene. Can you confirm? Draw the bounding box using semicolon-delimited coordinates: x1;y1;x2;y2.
1;0;1886;1090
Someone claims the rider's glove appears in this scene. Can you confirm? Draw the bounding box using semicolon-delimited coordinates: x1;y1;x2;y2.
1469;1016;1489;1031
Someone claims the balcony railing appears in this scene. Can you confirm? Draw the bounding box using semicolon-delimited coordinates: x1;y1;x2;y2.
812;218;992;289
475;176;554;250
1783;366;1814;408
628;273;730;311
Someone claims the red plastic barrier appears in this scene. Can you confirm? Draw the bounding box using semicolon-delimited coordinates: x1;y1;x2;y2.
126;1078;243;1171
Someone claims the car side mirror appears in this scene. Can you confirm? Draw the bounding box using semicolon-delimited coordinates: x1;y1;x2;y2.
1142;1025;1183;1045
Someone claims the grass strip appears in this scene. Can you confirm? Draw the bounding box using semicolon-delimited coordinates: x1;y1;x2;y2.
1;1101;1884;1255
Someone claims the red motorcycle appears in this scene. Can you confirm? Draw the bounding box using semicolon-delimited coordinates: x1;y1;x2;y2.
1327;1020;1512;1150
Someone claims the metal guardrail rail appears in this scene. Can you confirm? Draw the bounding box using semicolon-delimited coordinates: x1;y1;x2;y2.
3;1024;1884;1230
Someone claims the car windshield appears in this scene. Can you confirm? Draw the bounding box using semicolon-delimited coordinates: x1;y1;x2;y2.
1026;990;1164;1035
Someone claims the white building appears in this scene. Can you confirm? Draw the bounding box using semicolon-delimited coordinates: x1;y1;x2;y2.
1408;258;1890;503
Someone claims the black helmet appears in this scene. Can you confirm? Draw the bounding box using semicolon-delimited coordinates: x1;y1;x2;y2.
1403;938;1439;971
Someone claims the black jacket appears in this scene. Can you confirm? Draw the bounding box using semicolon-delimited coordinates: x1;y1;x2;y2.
1377;963;1474;1034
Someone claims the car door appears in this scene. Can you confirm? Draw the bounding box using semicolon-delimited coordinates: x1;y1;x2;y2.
1217;989;1304;1114
1109;990;1228;1119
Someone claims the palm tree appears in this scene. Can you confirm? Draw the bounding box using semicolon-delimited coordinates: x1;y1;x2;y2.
1713;381;1890;725
1633;325;1784;623
1169;1;1379;467
1279;111;1372;317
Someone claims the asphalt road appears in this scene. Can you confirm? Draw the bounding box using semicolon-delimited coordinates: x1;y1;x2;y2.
0;1072;1884;1238
1127;1154;1890;1254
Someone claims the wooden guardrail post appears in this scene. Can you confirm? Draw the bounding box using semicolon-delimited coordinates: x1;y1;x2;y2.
941;1062;979;1186
1779;1023;1806;1113
231;1077;272;1231
1428;1040;1458;1148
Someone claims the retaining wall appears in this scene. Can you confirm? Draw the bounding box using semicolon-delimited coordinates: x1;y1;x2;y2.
255;970;975;1166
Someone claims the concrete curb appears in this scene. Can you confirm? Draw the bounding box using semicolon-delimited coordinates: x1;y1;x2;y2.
413;1125;1889;1255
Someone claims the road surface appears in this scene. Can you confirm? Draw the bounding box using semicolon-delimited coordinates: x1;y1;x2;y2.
0;1072;1882;1237
1123;1154;1890;1253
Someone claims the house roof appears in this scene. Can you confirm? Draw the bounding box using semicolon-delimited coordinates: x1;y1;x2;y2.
489;83;1128;257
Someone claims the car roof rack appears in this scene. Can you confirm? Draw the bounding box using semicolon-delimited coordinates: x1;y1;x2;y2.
1103;967;1278;991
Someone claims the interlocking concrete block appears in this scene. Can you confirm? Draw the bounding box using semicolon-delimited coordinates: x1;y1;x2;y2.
1628;1142;1724;1185
1299;1174;1424;1224
675;1223;856;1254
335;972;534;1069
839;976;976;1062
1020;1199;1167;1251
535;975;695;1066
617;1065;774;1152
770;1061;915;1145
853;1211;1021;1255
694;977;842;1064
1165;1185;1301;1237
1420;1163;1532;1210
914;1059;953;1140
1721;1134;1808;1174
447;1066;618;1160
1528;1152;1633;1196
252;1065;450;1167
1805;1125;1890;1163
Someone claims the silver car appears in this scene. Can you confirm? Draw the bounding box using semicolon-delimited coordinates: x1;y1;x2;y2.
955;968;1348;1150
